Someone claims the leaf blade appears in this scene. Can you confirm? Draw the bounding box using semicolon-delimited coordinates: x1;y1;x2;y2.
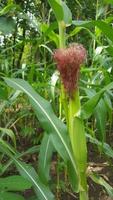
4;78;79;192
38;133;54;184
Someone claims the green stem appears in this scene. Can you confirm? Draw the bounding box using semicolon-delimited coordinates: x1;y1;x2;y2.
80;191;88;200
58;21;66;48
79;172;88;200
68;90;88;200
58;21;69;123
93;0;99;51
58;20;88;200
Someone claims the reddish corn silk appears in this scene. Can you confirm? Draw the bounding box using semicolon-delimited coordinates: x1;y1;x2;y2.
53;43;86;97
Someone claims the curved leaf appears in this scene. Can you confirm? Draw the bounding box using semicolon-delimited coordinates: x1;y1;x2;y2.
62;1;72;26
81;82;113;119
0;128;16;148
0;140;55;200
48;0;72;25
48;0;63;22
15;161;55;200
4;77;79;192
89;173;113;197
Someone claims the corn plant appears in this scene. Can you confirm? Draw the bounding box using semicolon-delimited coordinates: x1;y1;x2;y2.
2;0;113;200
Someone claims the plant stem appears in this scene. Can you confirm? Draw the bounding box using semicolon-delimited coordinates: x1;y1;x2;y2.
58;21;69;123
58;21;66;48
93;0;99;51
68;90;88;200
58;20;88;200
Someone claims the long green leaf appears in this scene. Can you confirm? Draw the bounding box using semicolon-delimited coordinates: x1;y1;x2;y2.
4;78;79;192
38;133;54;184
15;161;54;200
0;141;55;200
0;145;39;176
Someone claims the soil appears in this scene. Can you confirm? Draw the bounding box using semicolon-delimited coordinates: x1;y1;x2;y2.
87;142;113;200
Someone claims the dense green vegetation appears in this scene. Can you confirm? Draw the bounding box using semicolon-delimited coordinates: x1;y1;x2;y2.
0;0;113;200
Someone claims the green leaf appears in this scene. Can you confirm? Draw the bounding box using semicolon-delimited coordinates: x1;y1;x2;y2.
94;99;107;143
0;16;15;34
15;162;55;200
68;27;83;38
72;20;113;43
50;134;79;192
0;128;16;148
87;134;113;159
67;161;79;192
0;87;8;100
38;133;54;184
0;141;55;200
62;1;72;26
48;0;72;25
104;0;113;5
0;192;25;200
48;0;63;22
41;23;59;46
81;82;113;119
0;138;15;155
81;92;102;119
4;78;79;192
0;145;39;176
89;173;113;197
0;175;32;191
104;93;112;124
73;117;87;171
0;4;19;16
106;45;113;56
